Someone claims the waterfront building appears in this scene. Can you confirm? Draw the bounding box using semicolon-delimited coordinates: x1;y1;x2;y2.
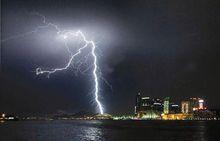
181;101;190;114
181;98;206;114
138;110;161;119
135;93;153;115
140;96;152;111
135;93;142;115
170;103;180;114
152;98;163;112
189;98;206;111
163;97;169;114
198;99;205;110
134;93;161;119
161;113;190;120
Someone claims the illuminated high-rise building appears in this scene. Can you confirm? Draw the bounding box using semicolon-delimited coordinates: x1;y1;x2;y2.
189;98;206;111
135;93;142;115
198;99;204;110
190;98;198;111
170;103;180;114
152;98;163;112
181;101;190;114
163;97;169;114
135;93;153;114
141;96;152;111
134;94;161;119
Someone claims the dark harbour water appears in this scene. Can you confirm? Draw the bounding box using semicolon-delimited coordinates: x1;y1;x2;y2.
0;120;220;141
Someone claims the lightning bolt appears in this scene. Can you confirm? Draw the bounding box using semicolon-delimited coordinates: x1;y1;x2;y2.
2;12;106;114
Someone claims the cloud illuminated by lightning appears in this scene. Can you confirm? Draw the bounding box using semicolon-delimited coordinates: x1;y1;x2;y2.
1;12;106;114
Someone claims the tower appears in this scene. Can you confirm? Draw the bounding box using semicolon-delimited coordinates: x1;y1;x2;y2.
135;92;142;115
163;97;169;114
181;101;190;114
198;99;204;110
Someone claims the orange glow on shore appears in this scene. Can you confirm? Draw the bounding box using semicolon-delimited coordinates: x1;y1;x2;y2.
161;113;192;120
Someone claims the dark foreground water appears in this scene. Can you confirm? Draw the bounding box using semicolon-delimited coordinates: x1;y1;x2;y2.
0;120;220;141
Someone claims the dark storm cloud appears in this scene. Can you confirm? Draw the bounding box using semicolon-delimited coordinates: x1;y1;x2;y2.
1;0;219;115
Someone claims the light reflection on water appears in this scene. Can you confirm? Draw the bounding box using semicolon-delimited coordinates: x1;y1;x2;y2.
195;121;207;141
0;120;219;141
78;126;103;141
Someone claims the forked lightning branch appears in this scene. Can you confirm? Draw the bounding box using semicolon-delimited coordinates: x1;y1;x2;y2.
1;12;105;114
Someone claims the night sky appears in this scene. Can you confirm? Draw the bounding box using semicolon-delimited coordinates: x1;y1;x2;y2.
1;0;219;115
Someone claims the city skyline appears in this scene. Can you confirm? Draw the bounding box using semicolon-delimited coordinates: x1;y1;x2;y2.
134;92;215;120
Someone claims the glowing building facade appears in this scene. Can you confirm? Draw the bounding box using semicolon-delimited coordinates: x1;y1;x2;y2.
141;96;152;111
135;93;142;115
134;93;162;119
163;97;170;114
198;99;205;110
170;103;180;114
181;101;190;114
181;98;206;114
152;98;163;112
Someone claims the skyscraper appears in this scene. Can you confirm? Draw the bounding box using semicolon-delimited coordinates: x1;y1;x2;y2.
163;97;169;114
134;94;161;119
188;98;206;112
181;101;190;114
135;93;142;115
198;99;205;110
152;98;163;112
141;96;152;111
170;103;180;114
